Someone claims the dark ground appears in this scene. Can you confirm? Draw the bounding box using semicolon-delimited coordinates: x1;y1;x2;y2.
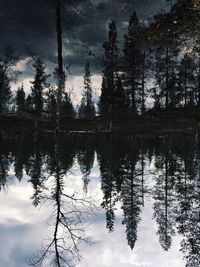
1;107;200;135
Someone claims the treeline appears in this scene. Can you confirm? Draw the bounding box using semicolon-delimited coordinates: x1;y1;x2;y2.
0;133;200;266
0;0;199;119
99;0;200;114
0;50;95;118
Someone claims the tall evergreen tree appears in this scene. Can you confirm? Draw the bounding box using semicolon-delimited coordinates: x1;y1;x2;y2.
31;58;49;115
0;48;18;113
123;12;142;113
25;94;33;112
99;21;119;114
153;140;176;251
79;62;95;118
0;66;11;113
16;84;26;112
178;54;195;107
112;77;126;112
61;92;75;118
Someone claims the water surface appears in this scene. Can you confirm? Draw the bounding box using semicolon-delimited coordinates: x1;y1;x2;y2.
0;133;199;267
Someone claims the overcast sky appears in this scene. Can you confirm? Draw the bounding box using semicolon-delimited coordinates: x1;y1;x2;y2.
0;0;173;101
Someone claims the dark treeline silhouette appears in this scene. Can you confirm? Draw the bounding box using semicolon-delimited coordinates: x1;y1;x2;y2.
1;132;200;266
0;0;199;121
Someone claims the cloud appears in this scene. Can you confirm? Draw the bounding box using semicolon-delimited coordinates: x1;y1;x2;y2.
0;158;186;267
0;0;172;98
0;0;171;59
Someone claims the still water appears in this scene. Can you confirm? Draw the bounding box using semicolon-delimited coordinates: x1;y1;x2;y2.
0;132;199;267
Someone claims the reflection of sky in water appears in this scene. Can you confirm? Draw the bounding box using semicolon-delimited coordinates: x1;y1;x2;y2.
0;160;185;267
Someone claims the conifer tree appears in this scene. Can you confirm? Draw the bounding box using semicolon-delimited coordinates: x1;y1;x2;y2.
61;92;75;118
16;84;25;112
48;93;57;118
79;62;95;118
31;58;49;115
192;40;200;106
112;77;126;112
123;12;142;113
99;21;119;114
0;47;18;113
0;66;11;113
25;94;33;112
178;54;195;107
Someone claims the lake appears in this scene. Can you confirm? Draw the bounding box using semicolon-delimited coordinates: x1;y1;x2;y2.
0;132;199;267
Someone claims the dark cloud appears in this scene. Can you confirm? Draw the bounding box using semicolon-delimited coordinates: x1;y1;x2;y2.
0;0;171;79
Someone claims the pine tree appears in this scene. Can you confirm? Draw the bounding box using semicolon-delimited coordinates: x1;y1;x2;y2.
153;141;176;251
99;21;119;114
112;77;126;112
178;54;195;107
61;92;75;118
31;58;49;115
0;65;11;113
16;84;25;112
79;62;95;118
123;12;142;113
48;93;57;118
0;47;18;113
25;94;33;112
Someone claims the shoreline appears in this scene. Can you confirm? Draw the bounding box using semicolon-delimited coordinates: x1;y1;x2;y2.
1;107;200;135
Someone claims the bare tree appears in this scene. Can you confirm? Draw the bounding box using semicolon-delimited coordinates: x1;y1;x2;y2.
28;134;96;267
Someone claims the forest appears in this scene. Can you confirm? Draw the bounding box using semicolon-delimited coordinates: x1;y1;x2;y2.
0;0;199;133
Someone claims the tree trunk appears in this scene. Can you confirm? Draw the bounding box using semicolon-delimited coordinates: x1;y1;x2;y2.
141;51;146;113
55;0;65;132
165;47;169;109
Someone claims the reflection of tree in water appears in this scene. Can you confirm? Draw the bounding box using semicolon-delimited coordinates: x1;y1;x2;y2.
119;138;148;250
120;151;142;250
28;133;45;207
1;133;200;266
153;138;177;251
77;135;95;193
28;134;96;267
174;135;200;267
97;136;147;250
98;136;120;233
0;133;13;190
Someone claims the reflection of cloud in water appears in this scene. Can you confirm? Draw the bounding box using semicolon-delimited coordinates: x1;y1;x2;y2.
0;159;185;267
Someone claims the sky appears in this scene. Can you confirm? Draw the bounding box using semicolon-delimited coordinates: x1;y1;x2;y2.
0;159;186;267
0;0;173;102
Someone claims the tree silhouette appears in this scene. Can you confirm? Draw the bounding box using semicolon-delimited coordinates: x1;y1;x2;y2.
28;134;96;267
123;12;142;113
153;139;176;251
78;62;95;118
99;20;119;114
31;58;49;115
16;83;26;112
0;47;18;113
61;92;75;118
120;146;143;250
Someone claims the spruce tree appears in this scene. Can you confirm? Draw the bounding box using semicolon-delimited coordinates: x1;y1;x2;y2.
16;84;25;112
0;65;11;113
61;92;75;118
25;94;33;112
112;77;126;112
0;47;19;113
48;93;57;118
79;62;95;118
99;21;119;114
31;58;49;115
123;12;142;113
178;54;195;107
